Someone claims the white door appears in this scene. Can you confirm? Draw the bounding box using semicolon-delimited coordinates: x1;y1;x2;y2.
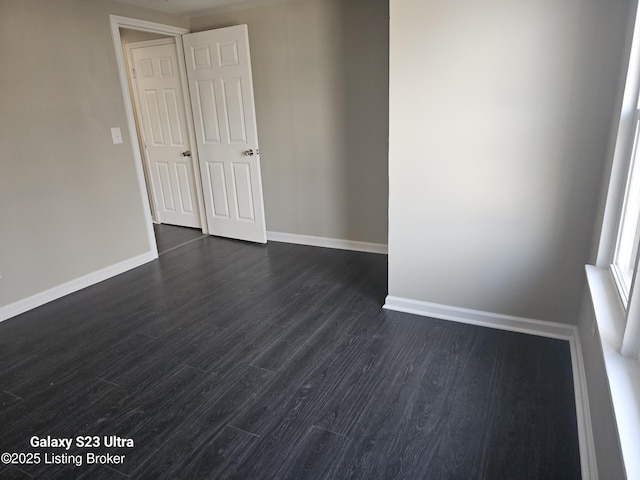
183;25;267;243
129;40;202;229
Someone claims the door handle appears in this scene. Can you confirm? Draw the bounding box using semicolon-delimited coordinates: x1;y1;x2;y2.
181;150;191;157
243;149;254;156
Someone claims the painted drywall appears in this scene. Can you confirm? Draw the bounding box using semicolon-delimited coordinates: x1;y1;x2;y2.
0;0;188;307
190;0;389;244
389;0;630;324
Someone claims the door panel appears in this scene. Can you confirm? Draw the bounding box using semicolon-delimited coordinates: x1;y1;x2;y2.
183;25;267;243
208;163;230;218
233;163;255;221
157;162;175;210
130;41;201;228
221;78;248;143
195;81;222;144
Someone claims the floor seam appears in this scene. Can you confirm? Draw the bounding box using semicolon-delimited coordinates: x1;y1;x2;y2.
310;424;349;438
226;424;261;438
158;234;207;256
96;377;120;387
247;363;278;373
3;390;23;400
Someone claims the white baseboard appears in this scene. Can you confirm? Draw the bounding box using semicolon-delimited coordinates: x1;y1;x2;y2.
569;331;599;480
267;231;388;255
0;251;157;323
383;295;597;480
383;295;575;339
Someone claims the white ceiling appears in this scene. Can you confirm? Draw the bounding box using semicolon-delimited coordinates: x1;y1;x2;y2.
116;0;284;17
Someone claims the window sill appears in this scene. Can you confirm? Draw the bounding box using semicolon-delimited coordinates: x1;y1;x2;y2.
585;265;640;480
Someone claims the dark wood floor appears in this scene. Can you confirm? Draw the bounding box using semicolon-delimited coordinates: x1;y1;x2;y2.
0;232;581;479
153;223;205;255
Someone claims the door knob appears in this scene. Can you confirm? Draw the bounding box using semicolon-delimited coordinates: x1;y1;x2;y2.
243;149;254;156
181;150;191;157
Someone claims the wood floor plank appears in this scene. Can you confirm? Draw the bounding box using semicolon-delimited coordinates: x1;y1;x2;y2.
127;364;273;479
179;319;289;373
480;334;582;480
136;426;260;480
307;314;457;437
271;425;351;480
169;425;261;480
228;309;365;436
0;390;22;409
0;376;122;442
0;229;581;479
0;379;127;478
0;465;34;479
249;302;346;371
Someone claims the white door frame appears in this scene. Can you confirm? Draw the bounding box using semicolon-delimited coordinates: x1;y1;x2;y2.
109;15;209;258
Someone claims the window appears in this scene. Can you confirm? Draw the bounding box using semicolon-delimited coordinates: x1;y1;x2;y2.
601;6;640;350
612;106;640;307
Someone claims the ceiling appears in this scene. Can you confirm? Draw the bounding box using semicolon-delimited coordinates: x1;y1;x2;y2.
115;0;284;17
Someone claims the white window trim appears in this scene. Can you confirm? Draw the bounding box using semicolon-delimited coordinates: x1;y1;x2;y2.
622;270;640;356
587;4;640;479
586;267;640;480
610;262;631;307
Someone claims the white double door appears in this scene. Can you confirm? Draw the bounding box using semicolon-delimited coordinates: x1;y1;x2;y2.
129;25;267;243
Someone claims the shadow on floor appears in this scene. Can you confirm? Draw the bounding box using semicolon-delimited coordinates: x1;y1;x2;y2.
154;224;206;255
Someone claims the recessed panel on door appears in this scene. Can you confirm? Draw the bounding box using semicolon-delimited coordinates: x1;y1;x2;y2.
232;163;255;221
207;162;230;218
144;90;165;145
221;78;247;144
163;89;185;146
195;81;221;144
157;162;175;211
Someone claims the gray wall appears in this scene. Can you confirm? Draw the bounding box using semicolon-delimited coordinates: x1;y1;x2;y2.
190;0;389;244
0;0;188;307
388;0;630;324
0;0;389;310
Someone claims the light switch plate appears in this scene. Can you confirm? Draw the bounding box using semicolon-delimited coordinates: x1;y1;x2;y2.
111;127;123;144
